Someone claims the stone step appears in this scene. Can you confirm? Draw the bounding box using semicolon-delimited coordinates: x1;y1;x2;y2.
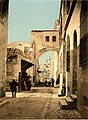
65;97;77;109
59;99;68;110
70;94;77;102
65;97;73;103
69;94;77;108
59;95;77;110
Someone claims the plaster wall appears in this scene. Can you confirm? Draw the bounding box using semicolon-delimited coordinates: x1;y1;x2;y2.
65;2;81;94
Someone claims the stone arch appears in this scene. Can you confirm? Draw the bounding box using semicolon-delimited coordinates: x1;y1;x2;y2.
72;30;77;94
36;47;59;61
33;47;59;83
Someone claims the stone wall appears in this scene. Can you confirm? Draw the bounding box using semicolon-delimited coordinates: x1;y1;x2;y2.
65;1;88;118
60;0;88;118
64;1;81;95
0;0;9;97
77;1;88;118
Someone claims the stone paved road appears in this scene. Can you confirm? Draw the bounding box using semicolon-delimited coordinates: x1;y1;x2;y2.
0;87;82;119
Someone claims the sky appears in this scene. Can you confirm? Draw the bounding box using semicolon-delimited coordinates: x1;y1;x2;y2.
8;0;60;63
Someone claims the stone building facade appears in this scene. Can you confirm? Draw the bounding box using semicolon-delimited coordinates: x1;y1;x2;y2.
59;0;88;118
6;42;34;91
0;0;9;97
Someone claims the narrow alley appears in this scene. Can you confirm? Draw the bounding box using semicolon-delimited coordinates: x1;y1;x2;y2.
0;87;82;119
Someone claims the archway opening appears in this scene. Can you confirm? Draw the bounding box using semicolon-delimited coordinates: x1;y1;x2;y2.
35;50;59;87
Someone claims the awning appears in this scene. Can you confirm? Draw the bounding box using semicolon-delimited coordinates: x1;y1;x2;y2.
21;59;34;70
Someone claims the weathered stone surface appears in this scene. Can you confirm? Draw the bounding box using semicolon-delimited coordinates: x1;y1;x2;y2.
0;0;9;97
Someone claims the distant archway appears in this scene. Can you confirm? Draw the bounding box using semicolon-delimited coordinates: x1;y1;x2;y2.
34;48;59;83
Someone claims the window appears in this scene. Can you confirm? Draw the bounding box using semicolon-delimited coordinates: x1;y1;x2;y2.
52;36;56;42
45;36;49;42
24;47;29;53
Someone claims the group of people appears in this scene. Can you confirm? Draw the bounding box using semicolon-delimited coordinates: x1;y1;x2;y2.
38;78;54;87
45;78;54;87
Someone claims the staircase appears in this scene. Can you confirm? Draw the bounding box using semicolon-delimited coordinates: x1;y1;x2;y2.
59;94;77;110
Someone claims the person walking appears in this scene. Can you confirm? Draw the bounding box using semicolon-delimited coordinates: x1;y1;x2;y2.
10;79;19;98
52;78;54;87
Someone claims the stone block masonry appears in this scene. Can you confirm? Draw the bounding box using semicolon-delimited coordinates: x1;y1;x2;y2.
0;0;9;97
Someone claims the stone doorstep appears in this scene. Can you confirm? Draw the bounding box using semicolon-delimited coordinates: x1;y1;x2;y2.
65;97;73;103
59;95;77;110
65;97;77;109
59;99;68;110
70;94;77;101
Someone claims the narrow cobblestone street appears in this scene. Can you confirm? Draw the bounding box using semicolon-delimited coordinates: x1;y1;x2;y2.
0;87;82;119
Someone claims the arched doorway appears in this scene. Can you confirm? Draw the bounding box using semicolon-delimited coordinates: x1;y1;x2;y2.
72;30;77;94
